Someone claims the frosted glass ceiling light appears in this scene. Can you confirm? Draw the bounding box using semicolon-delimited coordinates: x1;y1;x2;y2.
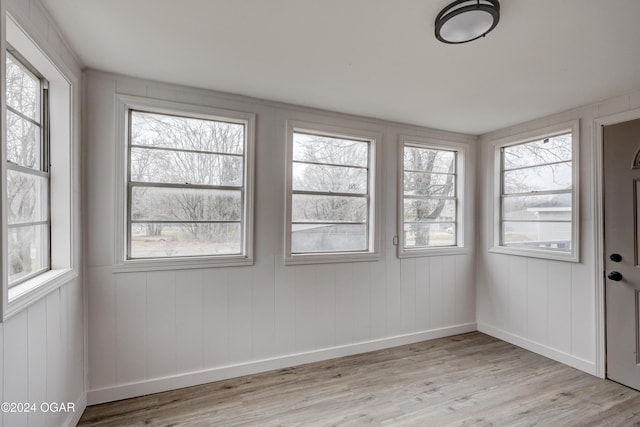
435;0;500;44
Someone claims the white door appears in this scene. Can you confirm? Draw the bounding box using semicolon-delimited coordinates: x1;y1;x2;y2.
604;118;640;391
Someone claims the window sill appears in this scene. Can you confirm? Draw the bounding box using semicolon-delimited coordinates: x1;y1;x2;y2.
398;246;469;258
489;246;579;263
284;252;379;266
112;255;254;273
5;268;77;321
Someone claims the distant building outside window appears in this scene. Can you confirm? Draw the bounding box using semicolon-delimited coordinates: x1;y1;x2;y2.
499;132;573;251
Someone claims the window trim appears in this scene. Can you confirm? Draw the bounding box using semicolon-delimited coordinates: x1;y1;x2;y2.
3;14;77;321
489;120;580;262
113;95;255;272
284;120;381;265
397;135;468;258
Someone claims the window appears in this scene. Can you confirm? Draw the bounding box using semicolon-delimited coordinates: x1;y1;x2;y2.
5;51;50;287
3;14;76;318
398;136;466;257
116;97;255;269
491;121;579;262
285;121;380;264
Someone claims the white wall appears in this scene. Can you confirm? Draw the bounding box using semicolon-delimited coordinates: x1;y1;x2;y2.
1;0;85;426
84;70;478;404
476;88;640;375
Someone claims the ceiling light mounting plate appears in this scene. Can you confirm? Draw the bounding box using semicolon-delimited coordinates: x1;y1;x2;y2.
435;0;500;44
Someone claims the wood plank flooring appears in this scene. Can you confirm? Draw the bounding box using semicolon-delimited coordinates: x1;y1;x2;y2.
78;332;640;426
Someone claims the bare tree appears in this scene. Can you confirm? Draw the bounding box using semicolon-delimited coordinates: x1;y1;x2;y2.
292;135;368;223
404;148;455;246
502;135;572;196
130;112;244;249
6;55;42;278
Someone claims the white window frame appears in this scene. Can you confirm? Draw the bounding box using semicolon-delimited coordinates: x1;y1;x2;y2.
113;95;255;272
489;120;580;262
397;135;467;258
284;120;381;265
2;15;77;320
5;49;50;287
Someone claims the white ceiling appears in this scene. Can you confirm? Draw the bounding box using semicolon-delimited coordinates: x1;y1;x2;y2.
40;0;640;135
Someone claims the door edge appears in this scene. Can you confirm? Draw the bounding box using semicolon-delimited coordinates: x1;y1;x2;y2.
594;107;640;379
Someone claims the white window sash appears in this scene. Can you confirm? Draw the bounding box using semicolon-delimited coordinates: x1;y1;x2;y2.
284;120;381;265
113;95;255;271
489;120;580;262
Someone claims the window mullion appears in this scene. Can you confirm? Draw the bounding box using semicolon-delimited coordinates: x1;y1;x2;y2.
131;220;242;224
403;169;456;176
8;221;49;228
129;181;243;192
502;159;571;172
6;106;42;126
404;195;456;201
6;162;49;178
502;189;573;198
130;143;244;158
292;189;368;198
292;159;369;170
503;219;573;223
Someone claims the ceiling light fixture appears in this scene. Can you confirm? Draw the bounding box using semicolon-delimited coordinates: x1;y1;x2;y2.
435;0;500;44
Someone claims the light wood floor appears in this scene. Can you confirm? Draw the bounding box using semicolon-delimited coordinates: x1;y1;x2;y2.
79;332;640;426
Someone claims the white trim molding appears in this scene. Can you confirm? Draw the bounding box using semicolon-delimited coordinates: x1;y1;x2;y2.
478;323;597;375
5;269;77;319
87;322;476;405
62;392;87;427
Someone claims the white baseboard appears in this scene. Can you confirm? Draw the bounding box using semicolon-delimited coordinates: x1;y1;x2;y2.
63;392;87;427
87;323;476;405
478;323;596;375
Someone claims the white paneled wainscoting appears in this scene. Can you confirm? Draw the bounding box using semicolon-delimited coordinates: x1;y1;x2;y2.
1;281;85;427
87;255;475;404
84;70;477;404
476;254;595;374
